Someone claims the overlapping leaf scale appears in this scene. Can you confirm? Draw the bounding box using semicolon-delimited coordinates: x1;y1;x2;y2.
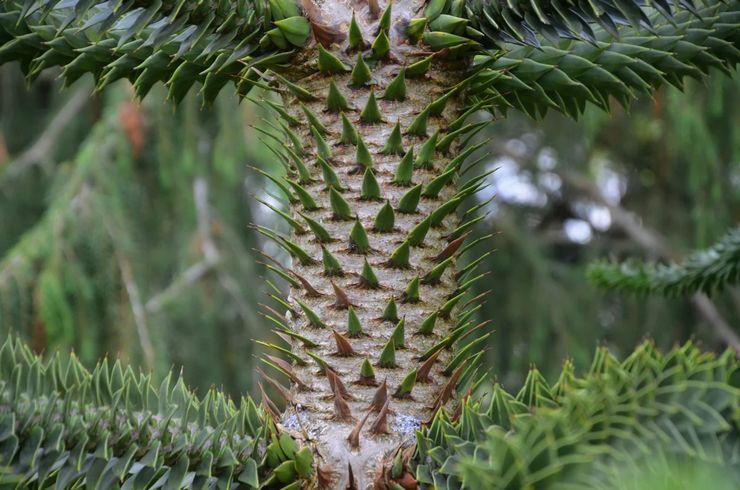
587;225;740;296
467;3;740;119
412;341;739;489
0;0;308;103
0;336;311;489
462;0;714;46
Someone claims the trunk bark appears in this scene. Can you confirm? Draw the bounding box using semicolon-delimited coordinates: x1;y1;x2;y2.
261;3;479;488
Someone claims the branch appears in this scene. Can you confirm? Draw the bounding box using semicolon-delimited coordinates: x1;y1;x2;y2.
1;88;90;180
115;252;155;370
587;227;740;296
556;170;740;353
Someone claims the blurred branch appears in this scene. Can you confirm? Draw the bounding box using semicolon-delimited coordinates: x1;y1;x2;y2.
145;177;258;328
116;252;155;370
559;169;740;352
495;145;740;352
2;88;89;180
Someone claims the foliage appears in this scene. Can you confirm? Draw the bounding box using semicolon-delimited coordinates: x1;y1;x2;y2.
0;81;271;395
0;0;309;103
413;341;740;489
0;0;738;488
0;335;313;489
589;226;740;296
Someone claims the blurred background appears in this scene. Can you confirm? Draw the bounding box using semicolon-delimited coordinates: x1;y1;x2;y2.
1;65;738;397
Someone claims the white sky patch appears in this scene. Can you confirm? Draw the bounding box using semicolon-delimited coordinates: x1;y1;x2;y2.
594;158;627;205
537;147;557;170
564;218;593;244
587;206;612;231
486;158;548;207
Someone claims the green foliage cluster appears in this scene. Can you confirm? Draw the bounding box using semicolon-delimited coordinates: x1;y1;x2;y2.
469;4;740;119
0;335;313;489
589;226;740;296
413;341;740;489
0;0;309;103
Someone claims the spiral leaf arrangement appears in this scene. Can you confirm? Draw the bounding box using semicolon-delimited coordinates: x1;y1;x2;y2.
0;0;738;488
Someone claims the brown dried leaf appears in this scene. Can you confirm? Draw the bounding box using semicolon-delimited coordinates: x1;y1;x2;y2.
433;233;468;262
333;330;357;356
416;349;441;383
367;378;388;412
331;281;356;309
347;409;371;449
368;398;390;435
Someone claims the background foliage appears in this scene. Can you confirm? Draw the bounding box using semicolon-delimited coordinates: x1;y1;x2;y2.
0;64;738;398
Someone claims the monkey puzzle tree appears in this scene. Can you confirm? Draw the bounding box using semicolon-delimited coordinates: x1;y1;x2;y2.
0;1;738;489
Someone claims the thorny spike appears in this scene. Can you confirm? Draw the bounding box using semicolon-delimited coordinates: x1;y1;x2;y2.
331;281;354;309
300;212;333;243
361;168;382;201
358;357;377;385
356;136;374;169
257;368;294;404
347;306;365;337
406;107;430;136
303;104;329;135
381;298;399;323
272;71;316;102
318;44;350;73
326;368;352;401
382;121;405;156
371;29;391;59
368;379;388;412
333;330;356;357
379;339;397;368
326;79;350;112
422;257;453;285
359;258;380;289
350;218;371;254
256;341;307;365
368;398;390;434
329;187;353;220
263;355;310;391
389;241;411;269
402;276;420;303
397;183;423;214
258;381;280;419
322;246;344;276
348;12;365;50
406;55;433;78
430;197;462;227
319;156;345;190
393;148;415;186
407;216;432;247
257;198;306;234
348;410;371;449
374;201;396;233
379;3;392;32
414;130;439;169
307;350;333;373
286;179;319;211
297;298;328;329
417;349;441;383
406;17;427;43
332;383;354;421
340;112;359;145
351;54;372;87
382;68;406;101
417;311;438;336
422;168;456;198
312;125;333;160
360;90;382;124
434;234;468;261
391;317;406;349
393;369;417;398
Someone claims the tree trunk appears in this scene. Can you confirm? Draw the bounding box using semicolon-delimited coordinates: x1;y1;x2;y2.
256;2;485;488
